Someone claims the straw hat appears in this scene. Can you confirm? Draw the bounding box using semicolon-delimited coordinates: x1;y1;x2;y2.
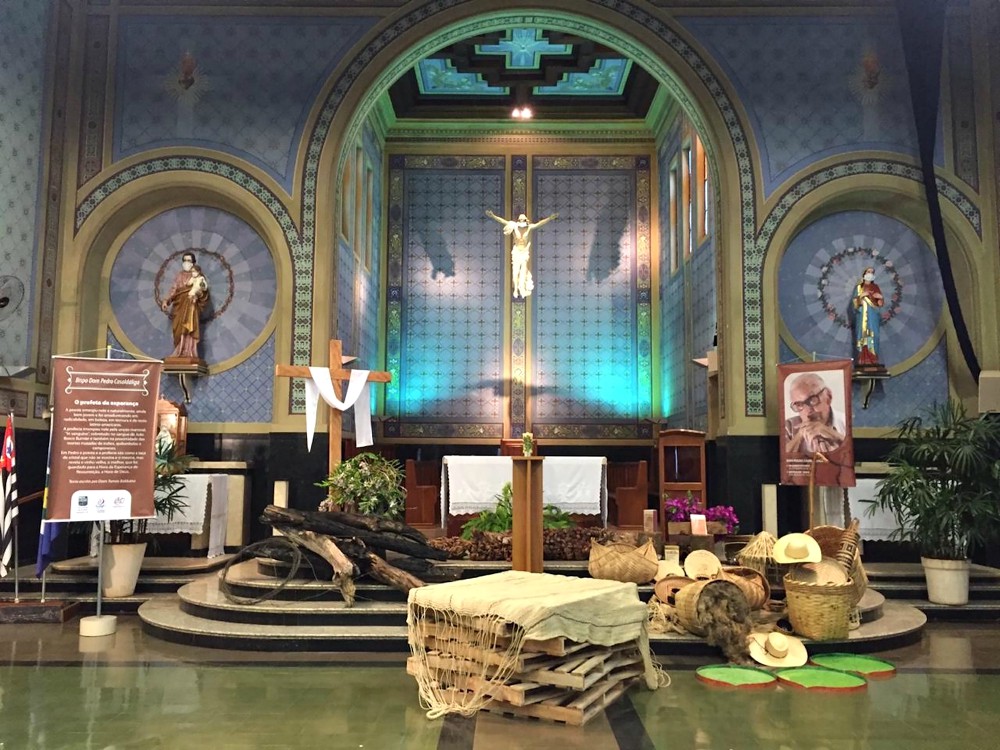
684;549;722;579
654;560;686;581
748;632;808;668
772;533;822;564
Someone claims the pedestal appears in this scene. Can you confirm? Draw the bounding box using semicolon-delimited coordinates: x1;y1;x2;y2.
511;456;544;573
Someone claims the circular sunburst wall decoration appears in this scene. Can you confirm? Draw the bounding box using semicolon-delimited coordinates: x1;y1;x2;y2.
779;211;944;369
109;206;276;366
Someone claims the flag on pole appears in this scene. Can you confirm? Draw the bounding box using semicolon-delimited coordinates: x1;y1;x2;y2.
1;414;18;578
36;423;66;576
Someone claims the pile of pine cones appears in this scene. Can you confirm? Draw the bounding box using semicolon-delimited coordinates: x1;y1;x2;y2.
428;527;614;561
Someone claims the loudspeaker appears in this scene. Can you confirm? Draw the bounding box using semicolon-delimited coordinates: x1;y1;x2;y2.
979;371;1000;413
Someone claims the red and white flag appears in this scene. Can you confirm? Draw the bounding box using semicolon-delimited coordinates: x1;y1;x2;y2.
1;414;18;577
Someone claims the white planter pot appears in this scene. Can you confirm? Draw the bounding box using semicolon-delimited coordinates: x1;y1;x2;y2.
921;556;970;606
101;542;147;598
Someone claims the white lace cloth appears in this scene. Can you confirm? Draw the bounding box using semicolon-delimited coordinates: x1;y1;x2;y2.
848;477;901;541
440;456;607;522
145;474;229;556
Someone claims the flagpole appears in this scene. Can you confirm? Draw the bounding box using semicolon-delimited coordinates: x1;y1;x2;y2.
12;514;18;603
40;568;47;603
95;522;104;619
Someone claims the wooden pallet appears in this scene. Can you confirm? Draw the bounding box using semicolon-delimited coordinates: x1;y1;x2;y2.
415;621;586;657
481;671;643;726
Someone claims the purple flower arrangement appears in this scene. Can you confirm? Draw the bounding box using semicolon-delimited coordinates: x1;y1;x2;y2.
663;494;740;534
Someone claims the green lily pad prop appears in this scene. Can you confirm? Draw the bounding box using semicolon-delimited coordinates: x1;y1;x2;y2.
809;653;896;679
696;664;777;689
776;666;867;692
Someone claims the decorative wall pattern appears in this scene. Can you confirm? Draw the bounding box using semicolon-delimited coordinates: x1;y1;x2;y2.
78;14;109;186
115;15;376;190
358;124;384;376
384;155;505;438
109;206;277;366
779;211;945;372
531;156;652;439
679;15;918;194
509;155;528;436
946;13;979;191
0;0;50;372
107;328;274;424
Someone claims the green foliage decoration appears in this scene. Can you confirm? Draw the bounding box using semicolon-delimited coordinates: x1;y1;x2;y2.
865;401;1000;560
460;482;575;539
317;452;406;519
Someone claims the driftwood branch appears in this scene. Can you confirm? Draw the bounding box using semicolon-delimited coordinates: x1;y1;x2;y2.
275;527;357;606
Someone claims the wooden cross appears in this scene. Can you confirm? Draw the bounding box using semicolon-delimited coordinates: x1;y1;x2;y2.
274;339;392;474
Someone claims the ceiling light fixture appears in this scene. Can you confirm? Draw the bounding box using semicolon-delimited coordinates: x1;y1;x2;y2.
511;106;533;119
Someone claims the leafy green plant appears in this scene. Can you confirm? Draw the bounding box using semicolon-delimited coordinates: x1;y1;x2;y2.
461;482;575;539
106;440;191;544
865;401;1000;560
317;452;406;519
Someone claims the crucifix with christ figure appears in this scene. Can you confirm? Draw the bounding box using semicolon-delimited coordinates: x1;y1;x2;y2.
274;340;391;474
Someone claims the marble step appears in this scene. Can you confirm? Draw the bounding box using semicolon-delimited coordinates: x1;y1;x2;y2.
138;595;924;655
178;577;409;626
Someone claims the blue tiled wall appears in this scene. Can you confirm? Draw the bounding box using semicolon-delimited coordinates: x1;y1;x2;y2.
114;15;376;191
399;169;506;421
678;15;918;195
532;170;638;420
0;1;50;370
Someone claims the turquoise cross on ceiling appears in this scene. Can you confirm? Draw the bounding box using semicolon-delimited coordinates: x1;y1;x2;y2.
475;28;572;70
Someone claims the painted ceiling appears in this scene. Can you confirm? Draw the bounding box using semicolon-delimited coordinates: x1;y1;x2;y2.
390;27;656;120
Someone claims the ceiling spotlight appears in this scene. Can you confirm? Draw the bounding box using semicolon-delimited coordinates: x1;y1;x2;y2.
511;107;522;118
519;106;532;119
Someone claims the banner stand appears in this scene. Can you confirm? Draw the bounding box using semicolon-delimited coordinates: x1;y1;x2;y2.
80;523;116;637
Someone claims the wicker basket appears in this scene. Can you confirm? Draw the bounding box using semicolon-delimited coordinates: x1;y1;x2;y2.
674;578;744;636
783;573;855;640
588;539;658;584
806;524;868;605
719;566;771;610
736;532;787;590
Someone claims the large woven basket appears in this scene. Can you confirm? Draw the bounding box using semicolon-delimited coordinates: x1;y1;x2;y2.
784;573;855;640
588;539;658;584
674;578;745;636
719;566;771;610
806;524;868;605
736;532;787;589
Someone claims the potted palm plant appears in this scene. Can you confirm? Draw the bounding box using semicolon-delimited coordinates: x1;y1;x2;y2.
865;401;1000;605
102;440;190;597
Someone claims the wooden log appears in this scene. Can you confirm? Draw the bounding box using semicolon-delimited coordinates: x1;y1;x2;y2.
366;553;425;593
317;509;429;544
276;528;357;606
262;505;448;561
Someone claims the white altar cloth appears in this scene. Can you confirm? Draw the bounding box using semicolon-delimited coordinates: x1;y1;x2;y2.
146;474;230;557
848;477;901;542
440;456;607;523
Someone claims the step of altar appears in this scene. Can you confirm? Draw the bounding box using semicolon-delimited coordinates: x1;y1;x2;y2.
137;583;923;655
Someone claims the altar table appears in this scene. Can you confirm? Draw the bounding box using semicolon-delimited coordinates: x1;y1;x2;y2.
440;456;607;525
145;474;229;557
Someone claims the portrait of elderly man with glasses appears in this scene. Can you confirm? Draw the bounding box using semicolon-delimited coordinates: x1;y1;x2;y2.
784;371;847;455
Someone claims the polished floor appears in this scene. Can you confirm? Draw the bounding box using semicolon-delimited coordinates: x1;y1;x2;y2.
0;619;998;749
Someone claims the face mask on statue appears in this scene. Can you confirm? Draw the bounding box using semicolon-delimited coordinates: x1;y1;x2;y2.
864;273;874;282
182;261;194;271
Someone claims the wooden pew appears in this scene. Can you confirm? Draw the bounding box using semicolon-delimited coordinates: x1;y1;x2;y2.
405;459;441;529
606;460;649;530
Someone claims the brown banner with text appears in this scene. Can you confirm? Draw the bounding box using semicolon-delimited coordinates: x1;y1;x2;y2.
46;357;162;521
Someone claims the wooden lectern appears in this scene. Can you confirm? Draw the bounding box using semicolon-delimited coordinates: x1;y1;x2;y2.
511;456;544;573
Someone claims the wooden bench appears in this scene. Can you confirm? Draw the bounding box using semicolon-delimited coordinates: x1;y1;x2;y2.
405;459;441;529
606;460;649;530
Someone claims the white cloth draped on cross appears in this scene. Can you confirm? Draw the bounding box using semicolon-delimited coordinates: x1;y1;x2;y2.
303;368;373;451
